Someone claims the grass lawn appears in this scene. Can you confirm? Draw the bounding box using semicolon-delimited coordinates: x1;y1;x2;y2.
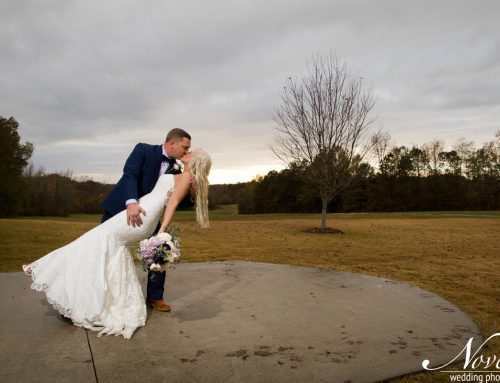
1;206;499;383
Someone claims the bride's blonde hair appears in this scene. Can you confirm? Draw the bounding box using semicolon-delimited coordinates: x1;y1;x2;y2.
190;148;211;228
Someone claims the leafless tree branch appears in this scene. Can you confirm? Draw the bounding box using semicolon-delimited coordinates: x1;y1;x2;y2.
271;53;376;230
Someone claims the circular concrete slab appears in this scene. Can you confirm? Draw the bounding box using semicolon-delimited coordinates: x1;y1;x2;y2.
1;261;482;383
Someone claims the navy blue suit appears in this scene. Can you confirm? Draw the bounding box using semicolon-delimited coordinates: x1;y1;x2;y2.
101;143;192;300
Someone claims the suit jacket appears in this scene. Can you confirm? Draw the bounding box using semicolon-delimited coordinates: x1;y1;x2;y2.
102;143;192;218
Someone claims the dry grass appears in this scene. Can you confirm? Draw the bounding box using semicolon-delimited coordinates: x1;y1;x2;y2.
1;210;499;382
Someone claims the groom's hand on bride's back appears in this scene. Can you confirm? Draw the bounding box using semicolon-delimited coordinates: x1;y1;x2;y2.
127;203;147;227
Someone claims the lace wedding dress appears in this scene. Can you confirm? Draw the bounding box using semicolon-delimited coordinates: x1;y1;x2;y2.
26;174;175;339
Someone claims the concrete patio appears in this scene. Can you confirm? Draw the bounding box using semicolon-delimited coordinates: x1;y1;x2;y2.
0;261;483;383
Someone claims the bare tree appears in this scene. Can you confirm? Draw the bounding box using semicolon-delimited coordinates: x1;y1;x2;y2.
452;138;474;176
370;129;392;171
422;139;444;175
272;54;376;231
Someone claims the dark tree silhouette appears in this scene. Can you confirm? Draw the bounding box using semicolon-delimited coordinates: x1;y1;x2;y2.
0;116;33;216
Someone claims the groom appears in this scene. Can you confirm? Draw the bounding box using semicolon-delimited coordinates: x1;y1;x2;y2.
101;128;194;312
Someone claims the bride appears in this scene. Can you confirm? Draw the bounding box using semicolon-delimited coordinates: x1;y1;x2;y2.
22;148;211;339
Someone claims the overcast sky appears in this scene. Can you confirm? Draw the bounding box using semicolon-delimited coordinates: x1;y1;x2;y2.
2;0;499;184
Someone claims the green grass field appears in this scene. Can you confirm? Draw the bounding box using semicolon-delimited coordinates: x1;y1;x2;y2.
1;206;499;383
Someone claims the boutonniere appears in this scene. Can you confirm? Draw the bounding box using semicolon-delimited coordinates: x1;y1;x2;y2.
173;163;180;172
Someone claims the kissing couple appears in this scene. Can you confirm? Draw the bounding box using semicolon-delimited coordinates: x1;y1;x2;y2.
23;128;211;339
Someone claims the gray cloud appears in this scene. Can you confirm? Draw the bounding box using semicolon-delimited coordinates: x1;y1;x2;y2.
1;0;499;183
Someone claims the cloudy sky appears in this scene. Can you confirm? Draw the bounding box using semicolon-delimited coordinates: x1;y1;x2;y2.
2;0;499;184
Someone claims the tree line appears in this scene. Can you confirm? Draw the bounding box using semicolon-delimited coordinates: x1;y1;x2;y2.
0;116;110;217
1;115;217;217
1;115;498;217
236;135;499;214
21;166;114;216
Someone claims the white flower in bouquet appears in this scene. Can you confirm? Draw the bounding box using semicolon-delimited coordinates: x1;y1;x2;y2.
150;263;162;271
166;251;176;263
156;232;172;242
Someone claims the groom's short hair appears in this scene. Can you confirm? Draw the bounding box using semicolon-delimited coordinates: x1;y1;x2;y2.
166;128;191;143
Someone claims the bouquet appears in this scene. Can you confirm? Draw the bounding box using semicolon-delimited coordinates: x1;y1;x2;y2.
135;227;182;272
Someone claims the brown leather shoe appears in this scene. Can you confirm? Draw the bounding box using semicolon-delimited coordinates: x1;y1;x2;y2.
146;299;171;312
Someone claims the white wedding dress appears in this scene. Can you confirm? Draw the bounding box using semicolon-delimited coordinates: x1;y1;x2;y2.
27;174;175;339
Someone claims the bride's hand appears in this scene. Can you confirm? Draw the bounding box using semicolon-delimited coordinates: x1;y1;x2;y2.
180;152;192;168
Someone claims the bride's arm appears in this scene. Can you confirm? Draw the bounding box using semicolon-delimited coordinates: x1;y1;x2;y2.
158;173;191;233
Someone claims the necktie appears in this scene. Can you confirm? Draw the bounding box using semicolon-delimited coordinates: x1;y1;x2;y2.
162;155;177;173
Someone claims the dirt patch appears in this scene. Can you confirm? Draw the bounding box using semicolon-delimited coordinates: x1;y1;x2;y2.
303;227;344;234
